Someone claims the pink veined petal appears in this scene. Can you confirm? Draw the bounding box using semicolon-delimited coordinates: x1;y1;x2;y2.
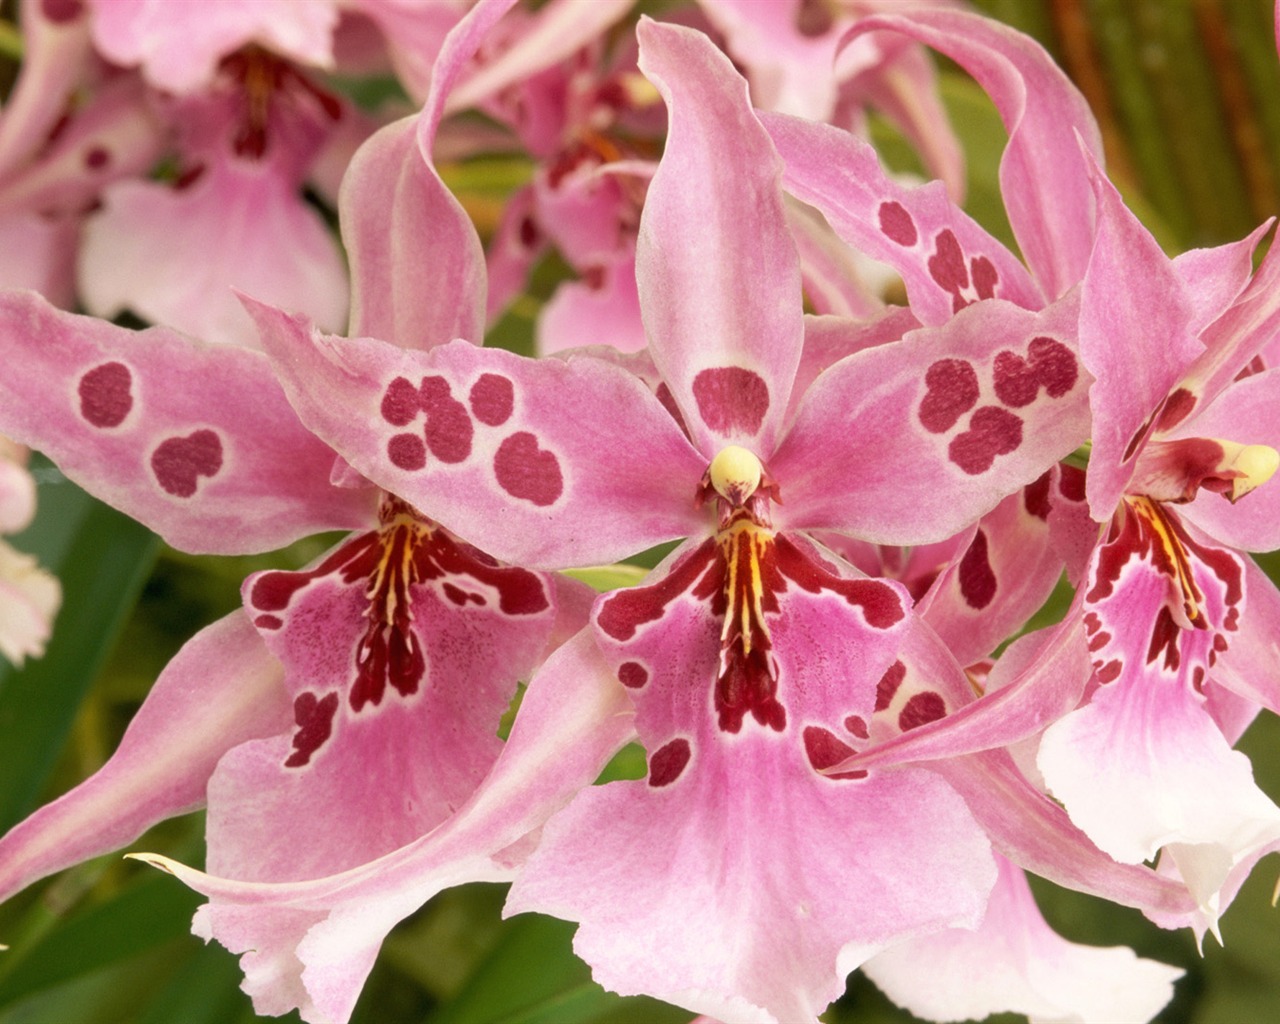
846;8;1102;300
1170;368;1280;553
79;153;348;348
761;110;1043;326
0;611;291;905
786;308;919;428
863;856;1182;1024
341;113;486;351
1037;674;1280;925
85;0;340;93
0;539;60;666
248;301;708;569
930;747;1198;917
1078;149;1202;520
506;536;994;1023
1171;220;1272;337
537;250;647;356
772;293;1090;545
636;18;803;457
215;519;559;885
0;291;377;554
129;628;635;1024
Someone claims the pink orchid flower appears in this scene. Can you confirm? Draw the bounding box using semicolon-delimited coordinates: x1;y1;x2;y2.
0;0;163;306
209;11;1133;1019
0;10;612;1023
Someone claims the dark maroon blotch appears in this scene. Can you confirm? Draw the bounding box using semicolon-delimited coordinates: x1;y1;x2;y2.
285;691;339;768
388;432;427;470
898;691;946;731
948;406;1022;475
691;366;770;436
878;201;918;247
918;359;980;433
803;725;866;780
494;431;564;506
381;376;421;426
618;661;649;689
419;376;474;463
875;660;907;711
469;373;515;426
151;429;223;497
648;738;692;788
78;361;133;428
958;529;998;610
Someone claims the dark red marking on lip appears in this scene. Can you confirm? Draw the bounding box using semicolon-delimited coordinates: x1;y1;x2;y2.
803;725;867;780
875;660;906;711
899;691;946;731
992;337;1077;408
285;691;340;768
78;361;133;427
648;738;692;787
1024;471;1052;520
618;661;649;689
251;505;549;766
420;376;473;463
469;373;515;426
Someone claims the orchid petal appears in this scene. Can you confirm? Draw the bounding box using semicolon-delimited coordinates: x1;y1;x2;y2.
130;628;634;1024
864;856;1181;1024
215;522;559;883
763;109;1042;327
786;198;888;320
0;611;290;905
341;114;486;350
0;539;60;666
1208;557;1280;716
537;251;647;355
1037;676;1280;925
636;18;803;456
1172;220;1272;336
79;155;348;348
846;8;1102;299
248;301;708;569
773;294;1090;545
0;290;376;554
85;0;339;93
1079;150;1202;519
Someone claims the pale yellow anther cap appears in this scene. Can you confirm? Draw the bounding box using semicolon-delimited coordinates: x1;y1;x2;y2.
708;445;763;506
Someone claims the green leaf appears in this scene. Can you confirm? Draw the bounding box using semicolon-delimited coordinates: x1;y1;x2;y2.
426;912;688;1024
562;564;650;592
0;465;161;832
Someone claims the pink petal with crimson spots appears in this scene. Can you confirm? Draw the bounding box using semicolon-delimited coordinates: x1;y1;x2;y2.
130;628;634;1024
772;293;1089;546
0;611;291;905
1212;558;1280;716
0;291;376;554
846;8;1102;301
864;857;1180;1024
635;19;803;455
917;479;1065;666
762;110;1042;326
248;302;707;570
